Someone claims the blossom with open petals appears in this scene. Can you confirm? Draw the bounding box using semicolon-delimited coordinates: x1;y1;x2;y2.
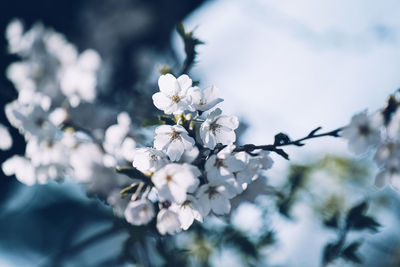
132;148;169;174
152;73;194;115
188;85;223;111
156;209;181;235
341;111;382;155
205;145;246;183
154;125;195;161
197;180;237;216
152;163;200;204
170;195;203;230
200;108;239;149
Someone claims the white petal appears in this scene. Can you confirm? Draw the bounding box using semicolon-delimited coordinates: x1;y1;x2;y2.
166;140;185;161
158;74;179;95
154;134;171;151
152;92;172;110
177;74;192;93
211;195;231;215
374;171;389;189
179;206;195;230
390;173;400;191
217;115;239;130
155;125;173;135
180;133;195;150
216;127;236;145
0;124;12;150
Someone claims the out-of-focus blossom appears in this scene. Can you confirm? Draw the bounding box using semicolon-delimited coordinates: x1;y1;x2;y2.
2;155;36;186
375;159;400;191
342;111;382;155
60;49;101;107
124;199;155;226
156;209;181;235
103;112;136;166
0;124;13;150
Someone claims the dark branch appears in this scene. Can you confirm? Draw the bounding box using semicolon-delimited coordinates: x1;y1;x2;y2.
232;126;345;159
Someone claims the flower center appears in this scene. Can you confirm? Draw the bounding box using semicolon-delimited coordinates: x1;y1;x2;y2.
205;186;219;199
141;205;148;213
35;118;45;127
170;130;181;141
210;122;220;134
166;175;173;183
150;154;158;161
199;99;206;106
172;95;181;103
214;158;226;169
358;124;370;136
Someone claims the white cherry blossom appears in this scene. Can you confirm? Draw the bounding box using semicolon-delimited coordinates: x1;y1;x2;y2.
341;111;382;155
205;145;246;183
132;148;169;174
154;125;195;161
188;85;223;111
103;112;136;166
5;101;57;141
200;108;239;149
375;159;400;191
0;124;12;150
60;49;101;107
156;209;181;235
170;195;203;230
152;163;200;204
2;155;35;186
152;73;194;115
374;141;400;166
197;180;237;216
124;199;155;226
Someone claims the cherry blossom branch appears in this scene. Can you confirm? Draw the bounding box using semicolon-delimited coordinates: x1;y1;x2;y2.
232;126;345;160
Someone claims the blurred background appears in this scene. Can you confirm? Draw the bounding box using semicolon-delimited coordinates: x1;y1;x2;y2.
1;0;400;266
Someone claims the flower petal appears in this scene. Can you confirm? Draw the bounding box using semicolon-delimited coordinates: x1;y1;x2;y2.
158;74;179;95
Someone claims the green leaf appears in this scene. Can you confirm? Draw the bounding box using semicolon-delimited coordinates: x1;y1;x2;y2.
322;242;341;265
158;115;176;125
323;212;340;229
345;201;380;231
222;227;258;260
115;167;152;185
348;215;381;232
176;23;204;74
341;241;362;264
257;231;275;247
346;201;368;225
120;184;139;198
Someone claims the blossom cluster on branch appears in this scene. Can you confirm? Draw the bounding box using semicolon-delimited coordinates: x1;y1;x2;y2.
342;92;400;191
0;20;396;239
1;20;136;216
123;73;273;234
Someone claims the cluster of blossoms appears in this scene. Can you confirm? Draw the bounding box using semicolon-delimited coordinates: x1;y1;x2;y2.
125;73;273;234
342;97;400;191
4;19;397;238
1;20;137;216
